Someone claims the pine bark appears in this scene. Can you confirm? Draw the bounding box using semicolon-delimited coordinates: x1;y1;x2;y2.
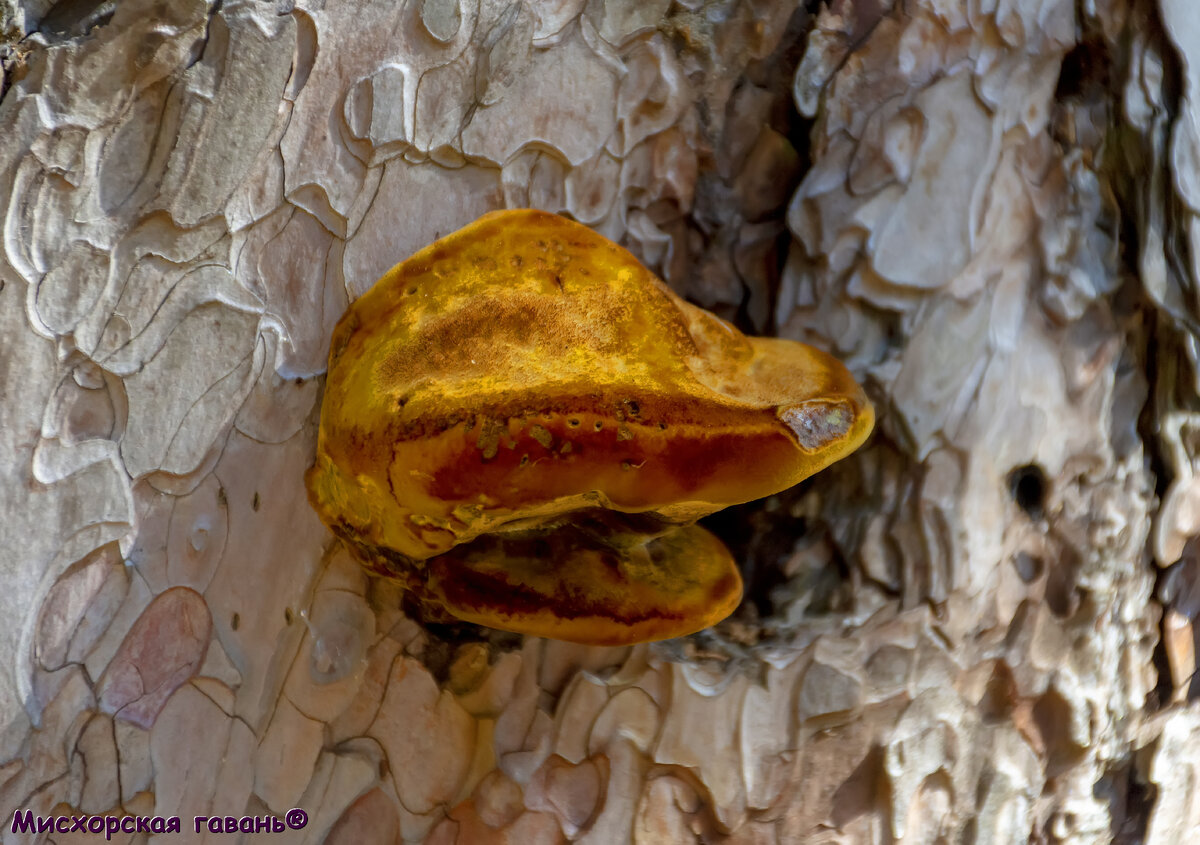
1;0;1196;842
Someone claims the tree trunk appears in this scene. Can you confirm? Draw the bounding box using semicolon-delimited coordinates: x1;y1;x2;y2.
1;0;1195;842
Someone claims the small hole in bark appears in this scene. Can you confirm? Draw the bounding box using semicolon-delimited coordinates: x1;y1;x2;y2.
1008;464;1047;520
1013;552;1044;583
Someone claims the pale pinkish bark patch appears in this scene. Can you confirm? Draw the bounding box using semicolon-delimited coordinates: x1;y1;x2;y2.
97;587;212;728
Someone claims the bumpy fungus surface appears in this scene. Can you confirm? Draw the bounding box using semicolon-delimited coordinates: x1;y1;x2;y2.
306;209;874;645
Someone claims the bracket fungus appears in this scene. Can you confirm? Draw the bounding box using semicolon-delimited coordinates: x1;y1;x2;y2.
306;209;874;645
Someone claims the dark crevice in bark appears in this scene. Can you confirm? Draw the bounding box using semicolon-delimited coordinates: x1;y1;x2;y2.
1097;758;1157;845
186;0;225;70
1062;0;1186;839
1092;0;1199;722
658;1;815;333
35;0;115;39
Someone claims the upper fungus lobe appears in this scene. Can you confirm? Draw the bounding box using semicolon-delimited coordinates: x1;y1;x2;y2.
306;208;874;645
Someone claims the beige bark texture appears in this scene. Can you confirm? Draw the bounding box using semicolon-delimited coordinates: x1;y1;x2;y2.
1;0;1197;842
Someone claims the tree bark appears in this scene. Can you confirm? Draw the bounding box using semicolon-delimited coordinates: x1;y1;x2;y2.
1;0;1196;842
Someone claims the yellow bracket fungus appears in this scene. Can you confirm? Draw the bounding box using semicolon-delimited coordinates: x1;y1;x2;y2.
306;209;874;645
